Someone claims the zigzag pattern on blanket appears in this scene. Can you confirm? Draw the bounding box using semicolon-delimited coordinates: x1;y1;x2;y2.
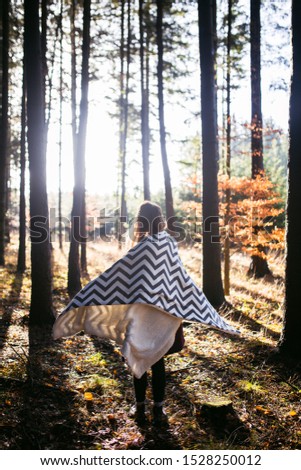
62;232;238;334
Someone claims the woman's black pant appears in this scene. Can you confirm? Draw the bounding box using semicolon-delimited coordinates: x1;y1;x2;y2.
133;357;166;403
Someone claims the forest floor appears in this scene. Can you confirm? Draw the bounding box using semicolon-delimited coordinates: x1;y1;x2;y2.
1;236;301;450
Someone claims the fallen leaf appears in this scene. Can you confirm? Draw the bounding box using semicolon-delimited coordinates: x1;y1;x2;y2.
84;392;93;401
255;405;272;415
107;414;116;421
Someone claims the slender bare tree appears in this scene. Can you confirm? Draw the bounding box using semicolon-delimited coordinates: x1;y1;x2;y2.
58;0;64;250
139;0;151;200
119;0;132;248
250;0;264;177
68;0;91;296
248;0;271;278
17;60;27;273
156;0;174;229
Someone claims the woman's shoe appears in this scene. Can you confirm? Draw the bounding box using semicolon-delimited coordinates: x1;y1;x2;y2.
130;403;147;425
152;405;169;427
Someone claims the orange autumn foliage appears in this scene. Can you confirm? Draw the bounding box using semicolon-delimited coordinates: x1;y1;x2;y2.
180;174;285;258
218;174;285;258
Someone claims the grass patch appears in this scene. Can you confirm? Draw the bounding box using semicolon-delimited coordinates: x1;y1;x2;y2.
84;352;107;368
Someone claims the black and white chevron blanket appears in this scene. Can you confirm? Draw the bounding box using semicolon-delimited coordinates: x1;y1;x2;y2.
53;231;239;377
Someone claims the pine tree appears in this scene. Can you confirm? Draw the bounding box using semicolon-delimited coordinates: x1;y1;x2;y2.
68;0;91;296
224;0;233;296
278;0;301;359
249;0;271;278
139;0;151;200
58;0;64;250
0;0;9;266
198;0;225;307
24;0;53;324
156;0;174;229
17;59;26;273
118;0;132;248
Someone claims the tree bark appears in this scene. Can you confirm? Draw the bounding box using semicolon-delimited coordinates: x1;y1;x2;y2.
198;0;225;307
118;0;125;248
41;0;48;100
70;0;77;151
0;0;9;266
24;0;53;324
68;0;80;295
118;0;131;248
58;0;63;250
249;0;271;278
278;0;301;359
156;0;174;229
139;0;151;201
68;0;91;296
17;62;27;273
250;0;263;177
224;0;232;296
79;0;90;272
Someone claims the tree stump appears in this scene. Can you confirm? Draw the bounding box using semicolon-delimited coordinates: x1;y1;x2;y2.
201;398;233;413
197;399;249;443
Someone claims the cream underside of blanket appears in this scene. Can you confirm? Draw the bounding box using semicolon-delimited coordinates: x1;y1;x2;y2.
52;304;182;378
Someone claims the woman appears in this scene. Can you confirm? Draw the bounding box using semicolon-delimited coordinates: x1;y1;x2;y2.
129;201;184;426
53;201;239;427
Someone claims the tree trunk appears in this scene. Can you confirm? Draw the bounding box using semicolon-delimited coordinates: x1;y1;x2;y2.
77;0;86;273
278;0;301;359
139;0;151;201
250;0;263;177
17;62;27;273
41;0;48;100
68;0;80;296
80;197;87;272
224;0;232;296
68;0;91;296
118;0;131;248
24;0;53;324
79;0;88;272
198;0;225;307
70;0;77;150
145;0;151;196
58;0;63;250
4;139;10;244
41;0;50;141
118;0;125;249
249;0;270;278
0;0;9;266
156;0;174;229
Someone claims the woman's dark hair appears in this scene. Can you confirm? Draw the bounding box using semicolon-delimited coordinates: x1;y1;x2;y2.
134;201;166;242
